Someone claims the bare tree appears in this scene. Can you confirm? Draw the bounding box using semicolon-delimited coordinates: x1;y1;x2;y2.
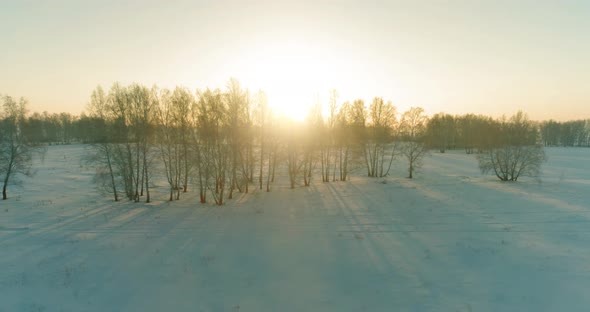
85;84;155;203
195;88;230;205
128;84;155;202
210;89;231;205
0;95;44;200
400;107;428;179
107;83;139;201
341;99;367;177
333;101;357;181
157;87;200;200
252;90;270;190
225;78;250;197
302;102;323;186
364;97;398;177
155;88;185;201
239;89;255;193
318;89;339;182
194;89;211;203
169;87;194;194
264;112;281;192
283;119;304;189
85;86;120;201
478;111;546;181
193;90;212;203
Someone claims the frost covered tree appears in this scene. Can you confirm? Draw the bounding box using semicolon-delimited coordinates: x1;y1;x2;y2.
477;111;546;181
0;95;44;200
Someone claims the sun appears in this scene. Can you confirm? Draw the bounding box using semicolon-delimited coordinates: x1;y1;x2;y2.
243;42;334;121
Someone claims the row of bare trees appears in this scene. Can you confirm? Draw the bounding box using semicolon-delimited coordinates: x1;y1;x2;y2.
82;81;550;200
1;83;560;201
82;81;434;204
21;111;77;144
540;119;590;147
425;113;508;154
425;114;590;154
85;80;277;204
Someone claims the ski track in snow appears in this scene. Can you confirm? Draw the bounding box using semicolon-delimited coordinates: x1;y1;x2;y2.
1;145;589;312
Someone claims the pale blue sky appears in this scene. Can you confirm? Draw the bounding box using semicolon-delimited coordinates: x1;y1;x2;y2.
1;0;589;120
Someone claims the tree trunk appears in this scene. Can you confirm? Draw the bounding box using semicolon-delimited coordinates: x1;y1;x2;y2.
271;151;277;182
266;148;273;192
134;142;141;202
320;150;326;182
2;157;13;200
103;146;119;202
259;143;264;190
2;181;7;200
144;161;150;203
332;149;337;182
140;156;145;197
249;144;254;182
342;147;349;181
183;142;189;193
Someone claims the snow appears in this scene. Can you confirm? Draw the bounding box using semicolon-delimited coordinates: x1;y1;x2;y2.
1;145;590;311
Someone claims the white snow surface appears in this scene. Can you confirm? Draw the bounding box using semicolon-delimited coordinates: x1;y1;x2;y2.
1;144;590;312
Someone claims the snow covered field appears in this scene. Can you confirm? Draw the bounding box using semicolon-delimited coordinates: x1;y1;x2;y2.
1;144;590;312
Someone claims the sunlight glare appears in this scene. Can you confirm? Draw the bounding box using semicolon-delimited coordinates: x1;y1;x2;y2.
245;42;333;121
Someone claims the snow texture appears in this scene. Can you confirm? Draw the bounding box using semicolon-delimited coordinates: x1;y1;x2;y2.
1;145;589;312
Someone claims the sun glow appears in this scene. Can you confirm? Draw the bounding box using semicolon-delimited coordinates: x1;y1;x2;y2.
230;40;417;121
242;42;340;121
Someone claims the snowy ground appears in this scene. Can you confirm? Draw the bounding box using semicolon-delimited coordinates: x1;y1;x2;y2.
1;144;590;312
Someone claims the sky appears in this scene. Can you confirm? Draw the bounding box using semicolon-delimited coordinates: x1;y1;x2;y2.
1;0;589;121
